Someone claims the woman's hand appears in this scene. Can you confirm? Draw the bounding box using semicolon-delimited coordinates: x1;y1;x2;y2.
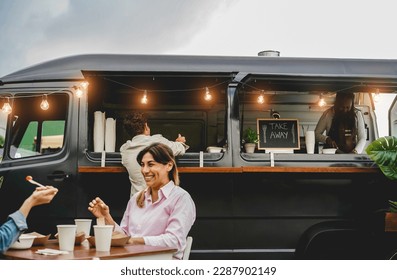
127;236;145;245
88;197;110;219
176;133;186;143
88;197;117;226
30;186;58;206
19;186;58;218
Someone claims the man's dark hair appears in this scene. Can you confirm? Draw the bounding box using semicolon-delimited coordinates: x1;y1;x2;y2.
123;112;148;137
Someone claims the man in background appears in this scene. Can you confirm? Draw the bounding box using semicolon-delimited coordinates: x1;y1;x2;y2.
120;112;188;196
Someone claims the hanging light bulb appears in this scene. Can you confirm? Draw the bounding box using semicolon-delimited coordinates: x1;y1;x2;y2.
204;87;212;101
373;88;380;103
80;81;89;89
73;81;89;98
318;94;327;107
257;91;265;104
40;94;49;110
75;86;84;98
141;90;148;104
2;97;12;114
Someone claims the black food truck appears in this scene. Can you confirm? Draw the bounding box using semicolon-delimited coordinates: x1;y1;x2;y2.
1;54;397;259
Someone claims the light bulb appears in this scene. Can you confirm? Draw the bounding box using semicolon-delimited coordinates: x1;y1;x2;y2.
204;87;212;101
80;81;89;89
75;87;84;98
73;81;88;98
257;92;265;104
40;94;49;110
2;97;12;114
141;90;148;104
318;97;327;107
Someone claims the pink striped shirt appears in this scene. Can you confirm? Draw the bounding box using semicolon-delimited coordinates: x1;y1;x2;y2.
114;181;196;259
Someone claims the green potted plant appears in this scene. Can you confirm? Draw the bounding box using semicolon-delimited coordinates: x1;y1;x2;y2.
366;136;397;231
243;127;258;153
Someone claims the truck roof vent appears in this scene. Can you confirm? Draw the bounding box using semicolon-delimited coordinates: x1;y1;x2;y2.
258;50;280;57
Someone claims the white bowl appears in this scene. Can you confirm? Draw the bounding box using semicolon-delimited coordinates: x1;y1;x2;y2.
10;234;36;249
206;146;224;153
322;148;337;154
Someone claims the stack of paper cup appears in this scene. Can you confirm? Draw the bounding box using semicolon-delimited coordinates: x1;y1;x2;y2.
305;131;315;154
105;118;116;152
93;111;105;152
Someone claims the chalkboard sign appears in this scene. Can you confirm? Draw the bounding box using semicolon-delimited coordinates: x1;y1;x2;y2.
257;119;300;150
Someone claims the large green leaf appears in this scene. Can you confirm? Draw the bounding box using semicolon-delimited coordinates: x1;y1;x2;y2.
366;136;397;180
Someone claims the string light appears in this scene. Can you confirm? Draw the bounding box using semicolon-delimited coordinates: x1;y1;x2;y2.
75;86;84;98
73;81;89;98
80;81;89;90
141;90;148;104
1;82;88;113
257;91;265;104
102;77;231;103
1;97;12;114
40;94;49;110
204;87;212;101
318;94;327;107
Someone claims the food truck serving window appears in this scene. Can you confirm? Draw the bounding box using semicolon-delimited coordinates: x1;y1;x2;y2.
85;72;231;153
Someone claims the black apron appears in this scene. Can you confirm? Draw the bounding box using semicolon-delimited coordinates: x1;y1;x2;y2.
327;117;356;153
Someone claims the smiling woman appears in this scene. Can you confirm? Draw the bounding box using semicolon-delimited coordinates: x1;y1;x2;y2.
88;143;196;260
137;144;179;201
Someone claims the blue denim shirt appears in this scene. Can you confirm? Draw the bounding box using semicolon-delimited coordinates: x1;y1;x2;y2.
0;211;27;253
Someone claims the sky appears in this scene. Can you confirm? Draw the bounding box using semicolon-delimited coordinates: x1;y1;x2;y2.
0;0;396;135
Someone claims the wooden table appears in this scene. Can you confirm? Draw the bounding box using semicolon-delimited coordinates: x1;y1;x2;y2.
3;240;177;260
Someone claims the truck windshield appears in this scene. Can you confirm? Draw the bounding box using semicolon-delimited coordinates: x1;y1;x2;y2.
7;93;68;159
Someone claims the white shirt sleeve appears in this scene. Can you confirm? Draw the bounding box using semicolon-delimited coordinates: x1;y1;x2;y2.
315;109;332;144
151;134;187;156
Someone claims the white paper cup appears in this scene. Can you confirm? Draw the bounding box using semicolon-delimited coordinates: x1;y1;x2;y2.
305;131;315;154
57;225;77;251
74;219;92;237
93;225;113;252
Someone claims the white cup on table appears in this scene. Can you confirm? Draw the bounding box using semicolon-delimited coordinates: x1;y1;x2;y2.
57;225;77;251
94;225;113;252
74;219;92;237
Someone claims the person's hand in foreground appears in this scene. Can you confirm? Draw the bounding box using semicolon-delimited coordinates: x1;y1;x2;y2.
19;186;58;218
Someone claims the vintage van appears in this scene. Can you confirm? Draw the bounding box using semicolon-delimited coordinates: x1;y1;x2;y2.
1;54;397;259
